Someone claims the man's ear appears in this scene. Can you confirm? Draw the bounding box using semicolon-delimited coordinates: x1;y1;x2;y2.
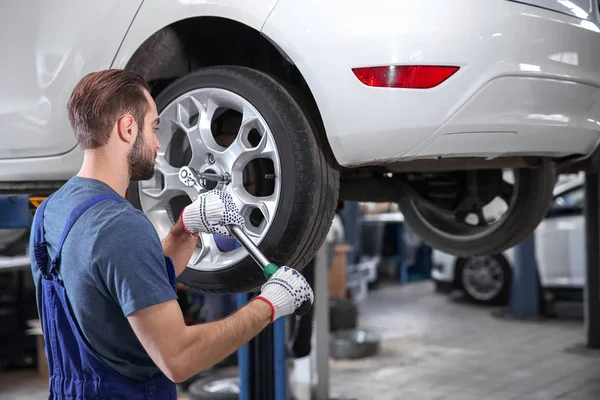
116;114;138;144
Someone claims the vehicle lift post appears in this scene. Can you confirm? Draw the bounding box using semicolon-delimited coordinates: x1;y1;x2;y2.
509;172;600;347
235;242;331;400
508;233;541;318
0;195;35;363
583;173;600;349
236;290;288;400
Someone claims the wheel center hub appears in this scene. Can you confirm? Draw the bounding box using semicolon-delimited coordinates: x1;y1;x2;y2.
198;166;231;190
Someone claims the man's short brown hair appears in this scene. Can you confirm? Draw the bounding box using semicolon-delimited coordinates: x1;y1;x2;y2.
67;69;151;149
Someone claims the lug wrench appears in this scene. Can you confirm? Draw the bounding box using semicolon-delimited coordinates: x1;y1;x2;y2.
178;166;311;317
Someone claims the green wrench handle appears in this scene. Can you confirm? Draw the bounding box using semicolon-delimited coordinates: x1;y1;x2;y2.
229;226;312;318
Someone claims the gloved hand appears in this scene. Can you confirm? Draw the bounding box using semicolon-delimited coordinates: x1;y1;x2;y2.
180;189;245;239
255;266;314;322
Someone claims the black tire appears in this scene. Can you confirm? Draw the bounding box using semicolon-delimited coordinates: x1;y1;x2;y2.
398;161;556;256
289;258;315;358
330;329;380;360
128;66;339;293
329;299;358;332
188;374;239;400
455;254;512;305
433;279;453;294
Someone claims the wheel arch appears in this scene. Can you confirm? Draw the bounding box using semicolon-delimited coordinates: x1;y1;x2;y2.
111;12;339;169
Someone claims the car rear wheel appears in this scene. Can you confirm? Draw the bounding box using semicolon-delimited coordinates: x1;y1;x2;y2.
128;66;339;293
398;161;556;256
456;254;512;305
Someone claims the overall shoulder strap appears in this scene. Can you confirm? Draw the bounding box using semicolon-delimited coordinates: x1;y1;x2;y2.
32;194;54;273
32;194;52;244
51;193;125;267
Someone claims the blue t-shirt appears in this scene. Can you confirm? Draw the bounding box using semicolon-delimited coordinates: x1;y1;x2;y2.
29;176;178;381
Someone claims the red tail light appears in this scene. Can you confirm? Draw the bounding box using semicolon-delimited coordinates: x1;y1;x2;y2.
352;65;459;89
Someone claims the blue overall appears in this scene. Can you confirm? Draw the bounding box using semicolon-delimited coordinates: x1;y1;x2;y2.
32;193;178;399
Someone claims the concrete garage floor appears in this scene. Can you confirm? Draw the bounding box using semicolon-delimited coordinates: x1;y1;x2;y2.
329;281;600;400
1;281;599;400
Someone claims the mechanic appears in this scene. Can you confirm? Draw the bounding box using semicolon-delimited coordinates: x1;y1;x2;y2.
29;69;313;399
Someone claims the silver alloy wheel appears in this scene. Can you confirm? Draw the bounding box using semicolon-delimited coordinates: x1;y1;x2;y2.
461;256;505;301
202;377;240;394
137;88;282;272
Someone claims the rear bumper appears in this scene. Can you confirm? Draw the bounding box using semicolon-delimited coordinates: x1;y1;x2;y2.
264;0;600;167
411;76;600;161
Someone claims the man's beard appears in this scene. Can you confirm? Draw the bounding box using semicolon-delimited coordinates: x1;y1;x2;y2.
128;130;156;181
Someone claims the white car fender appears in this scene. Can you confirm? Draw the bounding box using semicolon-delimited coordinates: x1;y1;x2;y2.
111;0;280;70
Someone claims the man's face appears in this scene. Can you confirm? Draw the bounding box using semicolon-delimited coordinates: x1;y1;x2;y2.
128;90;161;181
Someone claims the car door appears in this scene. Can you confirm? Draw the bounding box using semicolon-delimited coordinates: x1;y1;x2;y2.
535;185;585;288
0;0;142;160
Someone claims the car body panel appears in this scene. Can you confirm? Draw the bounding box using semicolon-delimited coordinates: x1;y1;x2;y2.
536;214;586;287
0;0;143;160
2;0;600;180
262;0;600;167
110;0;280;70
432;246;517;284
0;0;279;183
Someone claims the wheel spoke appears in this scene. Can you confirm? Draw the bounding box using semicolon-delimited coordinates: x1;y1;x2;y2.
155;107;180;149
139;185;176;213
177;102;195;132
175;97;205;167
234;189;277;225
475;210;487;226
155;155;180;187
189;239;209;266
220;114;275;171
187;132;209;168
187;233;246;270
159;95;214;167
225;134;252;162
156;154;199;199
197;96;225;154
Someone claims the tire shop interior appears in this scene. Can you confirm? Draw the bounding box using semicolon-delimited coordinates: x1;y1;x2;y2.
4;1;600;399
3;171;600;399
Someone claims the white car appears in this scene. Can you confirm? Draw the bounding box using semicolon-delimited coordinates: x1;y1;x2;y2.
432;173;586;305
2;0;600;293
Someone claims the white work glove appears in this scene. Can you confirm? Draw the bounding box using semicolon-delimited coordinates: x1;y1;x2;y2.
256;266;314;322
180;189;245;239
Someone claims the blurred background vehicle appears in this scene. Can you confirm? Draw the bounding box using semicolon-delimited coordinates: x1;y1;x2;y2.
432;173;586;305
